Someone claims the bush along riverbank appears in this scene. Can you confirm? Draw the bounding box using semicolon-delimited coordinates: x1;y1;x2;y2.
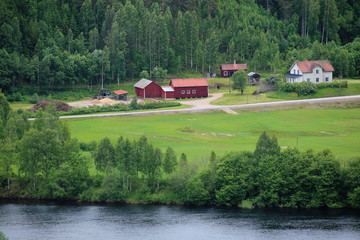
1;104;359;208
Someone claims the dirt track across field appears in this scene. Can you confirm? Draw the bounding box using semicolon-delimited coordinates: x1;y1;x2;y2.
57;95;360;119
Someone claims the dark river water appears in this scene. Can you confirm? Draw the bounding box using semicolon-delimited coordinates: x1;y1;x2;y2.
1;202;360;240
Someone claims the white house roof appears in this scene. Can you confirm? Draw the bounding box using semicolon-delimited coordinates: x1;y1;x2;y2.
161;86;174;92
134;79;152;89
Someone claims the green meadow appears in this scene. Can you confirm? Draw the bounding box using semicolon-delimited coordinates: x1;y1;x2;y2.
66;107;360;161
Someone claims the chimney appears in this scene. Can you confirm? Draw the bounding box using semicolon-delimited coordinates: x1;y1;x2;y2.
234;60;236;64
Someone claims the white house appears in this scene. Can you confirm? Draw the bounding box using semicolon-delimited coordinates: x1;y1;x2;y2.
285;60;335;83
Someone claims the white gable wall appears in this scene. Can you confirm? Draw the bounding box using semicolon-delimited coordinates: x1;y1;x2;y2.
290;64;303;76
289;64;333;83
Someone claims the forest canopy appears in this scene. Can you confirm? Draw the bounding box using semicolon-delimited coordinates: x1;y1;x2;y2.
0;0;359;93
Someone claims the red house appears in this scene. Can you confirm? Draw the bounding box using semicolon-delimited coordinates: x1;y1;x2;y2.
170;78;208;99
220;63;248;77
134;79;162;98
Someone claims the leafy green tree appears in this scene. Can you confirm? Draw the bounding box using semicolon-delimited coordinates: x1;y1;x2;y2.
94;137;115;173
231;69;247;94
139;70;150;79
5;109;30;141
163;147;177;174
215;151;254;207
19;128;61;189
49;139;90;199
254;132;280;159
0;142;15;191
343;157;360;208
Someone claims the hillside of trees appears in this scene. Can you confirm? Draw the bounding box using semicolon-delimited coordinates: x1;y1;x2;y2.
0;0;360;94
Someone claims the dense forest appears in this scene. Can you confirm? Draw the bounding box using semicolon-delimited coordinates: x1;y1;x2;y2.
0;94;360;208
0;0;360;94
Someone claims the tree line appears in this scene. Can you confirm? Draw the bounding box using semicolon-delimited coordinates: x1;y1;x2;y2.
0;93;359;208
0;0;359;94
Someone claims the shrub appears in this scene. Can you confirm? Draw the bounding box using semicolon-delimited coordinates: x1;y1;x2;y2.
278;82;317;96
28;93;40;104
265;75;282;87
61;101;181;116
317;81;347;89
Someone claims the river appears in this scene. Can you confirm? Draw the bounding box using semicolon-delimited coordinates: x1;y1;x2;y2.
1;202;360;240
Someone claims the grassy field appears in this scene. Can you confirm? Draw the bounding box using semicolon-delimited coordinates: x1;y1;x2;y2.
212;81;360;105
66;107;360;162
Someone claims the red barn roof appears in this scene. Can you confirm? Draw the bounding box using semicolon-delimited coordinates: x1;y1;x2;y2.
113;90;128;95
170;78;208;87
292;60;334;73
220;64;248;71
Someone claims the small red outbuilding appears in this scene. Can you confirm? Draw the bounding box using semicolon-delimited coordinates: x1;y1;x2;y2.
220;64;248;77
170;78;208;99
134;78;163;99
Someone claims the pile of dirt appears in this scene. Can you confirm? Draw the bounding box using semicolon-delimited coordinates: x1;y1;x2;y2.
100;98;115;103
30;101;73;112
91;99;102;104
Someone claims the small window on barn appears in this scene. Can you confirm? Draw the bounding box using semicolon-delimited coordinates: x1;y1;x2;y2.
192;90;196;94
187;90;191;94
316;78;319;82
181;90;185;94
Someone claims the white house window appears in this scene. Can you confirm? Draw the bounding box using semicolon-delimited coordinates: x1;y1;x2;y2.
224;71;228;76
192;90;196;94
316;78;319;82
307;78;310;82
297;70;299;74
181;90;185;94
325;77;329;82
293;70;296;74
187;90;190;94
316;70;319;74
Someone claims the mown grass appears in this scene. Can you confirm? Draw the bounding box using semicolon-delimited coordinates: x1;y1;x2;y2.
212;81;360;105
66;107;360;161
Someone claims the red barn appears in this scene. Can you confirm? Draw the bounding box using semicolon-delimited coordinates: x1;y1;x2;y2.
161;86;175;99
170;78;208;99
134;79;162;98
220;64;248;77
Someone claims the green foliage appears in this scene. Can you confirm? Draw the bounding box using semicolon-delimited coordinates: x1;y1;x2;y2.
216;152;254;207
0;0;358;96
0;232;9;240
163;147;177;174
139;70;150;79
278;81;349;96
278;82;318;96
265;75;282;87
254;132;280;159
93;137;115;172
151;67;168;80
0;92;11;125
231;70;247;94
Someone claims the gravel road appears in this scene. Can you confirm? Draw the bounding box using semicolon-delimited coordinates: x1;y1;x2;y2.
57;95;360;119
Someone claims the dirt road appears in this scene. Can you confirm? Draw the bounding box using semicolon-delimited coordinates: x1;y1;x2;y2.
57;95;360;119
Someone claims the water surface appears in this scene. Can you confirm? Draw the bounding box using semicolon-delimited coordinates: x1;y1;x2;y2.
1;202;360;240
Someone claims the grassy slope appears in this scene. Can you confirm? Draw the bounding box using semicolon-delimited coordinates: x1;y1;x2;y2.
67;108;360;161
